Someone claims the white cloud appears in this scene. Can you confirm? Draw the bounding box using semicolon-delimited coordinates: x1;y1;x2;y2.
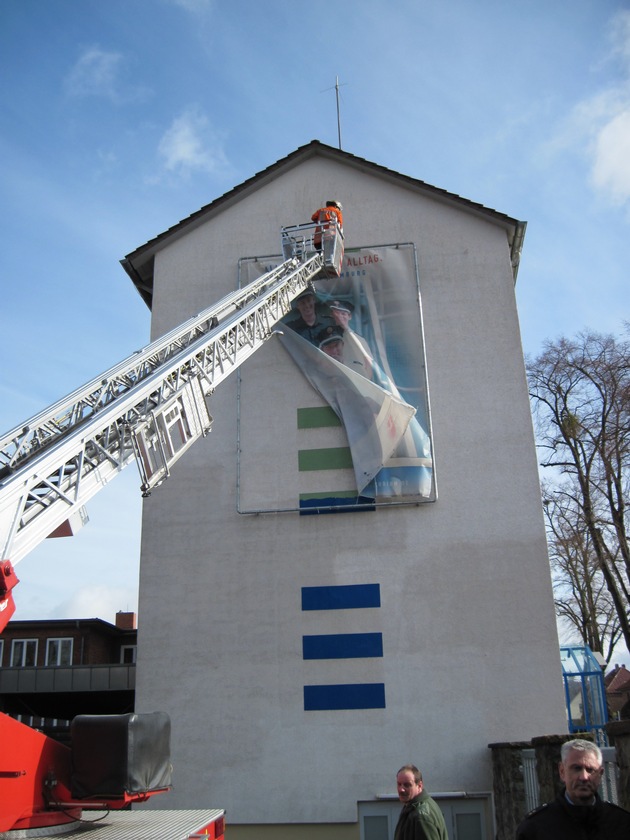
157;107;229;176
65;47;123;100
591;108;630;203
554;11;630;208
586;12;630;205
64;46;150;104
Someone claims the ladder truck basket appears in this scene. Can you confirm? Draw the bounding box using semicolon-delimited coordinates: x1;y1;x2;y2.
281;221;344;278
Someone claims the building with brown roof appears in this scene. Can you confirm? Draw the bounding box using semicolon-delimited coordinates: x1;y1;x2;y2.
607;664;630;720
0;612;136;741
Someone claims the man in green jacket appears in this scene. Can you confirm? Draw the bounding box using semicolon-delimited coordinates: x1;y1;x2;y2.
395;764;449;840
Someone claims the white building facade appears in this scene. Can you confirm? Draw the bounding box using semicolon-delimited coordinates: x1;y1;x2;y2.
123;141;566;840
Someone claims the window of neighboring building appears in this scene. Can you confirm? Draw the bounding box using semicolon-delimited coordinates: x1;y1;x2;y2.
120;645;137;664
11;639;38;667
45;638;73;666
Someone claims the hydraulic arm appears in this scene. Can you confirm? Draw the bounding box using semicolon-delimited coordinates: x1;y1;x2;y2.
0;220;342;837
0;251;324;603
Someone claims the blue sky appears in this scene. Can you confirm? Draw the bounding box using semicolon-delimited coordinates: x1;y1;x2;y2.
1;0;629;628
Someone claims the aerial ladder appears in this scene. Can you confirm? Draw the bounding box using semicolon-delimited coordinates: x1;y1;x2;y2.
0;221;343;837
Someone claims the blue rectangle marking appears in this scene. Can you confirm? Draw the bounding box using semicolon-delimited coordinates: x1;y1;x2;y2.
302;584;381;611
304;683;386;710
299;496;376;515
303;633;383;660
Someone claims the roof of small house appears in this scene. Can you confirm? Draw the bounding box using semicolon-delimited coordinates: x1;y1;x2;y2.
606;664;630;692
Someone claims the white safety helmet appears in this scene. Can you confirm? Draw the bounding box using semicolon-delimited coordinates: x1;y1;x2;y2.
326;200;342;211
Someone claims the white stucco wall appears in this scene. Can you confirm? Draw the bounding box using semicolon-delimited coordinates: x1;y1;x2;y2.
134;155;566;825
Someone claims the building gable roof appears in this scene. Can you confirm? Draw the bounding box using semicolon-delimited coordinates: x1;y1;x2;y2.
121;139;526;309
607;665;630;692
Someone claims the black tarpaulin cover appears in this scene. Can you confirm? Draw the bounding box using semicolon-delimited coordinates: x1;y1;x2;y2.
70;712;172;798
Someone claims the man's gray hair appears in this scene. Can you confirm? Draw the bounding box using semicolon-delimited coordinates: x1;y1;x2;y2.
560;738;602;765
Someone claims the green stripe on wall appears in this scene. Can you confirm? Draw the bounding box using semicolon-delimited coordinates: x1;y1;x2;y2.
297;406;342;429
298;447;353;471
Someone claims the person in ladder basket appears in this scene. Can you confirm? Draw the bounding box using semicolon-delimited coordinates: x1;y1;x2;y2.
311;200;343;250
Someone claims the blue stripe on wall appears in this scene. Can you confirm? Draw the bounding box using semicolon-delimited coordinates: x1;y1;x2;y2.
301;584;381;611
303;633;383;660
299;496;375;515
304;683;386;710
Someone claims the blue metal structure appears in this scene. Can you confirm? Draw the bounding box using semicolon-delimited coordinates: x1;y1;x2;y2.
560;645;609;746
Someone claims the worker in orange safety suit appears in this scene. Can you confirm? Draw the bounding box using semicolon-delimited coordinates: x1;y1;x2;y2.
311;200;343;250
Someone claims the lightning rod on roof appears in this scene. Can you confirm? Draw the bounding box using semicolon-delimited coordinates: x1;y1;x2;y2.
335;76;342;150
322;77;345;149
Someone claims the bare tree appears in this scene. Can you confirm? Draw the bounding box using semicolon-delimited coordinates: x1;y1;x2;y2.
542;479;622;662
527;330;630;652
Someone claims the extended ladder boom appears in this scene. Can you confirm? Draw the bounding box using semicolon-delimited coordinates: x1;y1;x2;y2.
0;252;323;568
0;223;343;837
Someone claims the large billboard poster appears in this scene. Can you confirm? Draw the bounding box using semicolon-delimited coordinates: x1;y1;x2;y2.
240;243;435;510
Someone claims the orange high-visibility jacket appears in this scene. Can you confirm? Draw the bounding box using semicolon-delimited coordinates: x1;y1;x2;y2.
311;206;343;247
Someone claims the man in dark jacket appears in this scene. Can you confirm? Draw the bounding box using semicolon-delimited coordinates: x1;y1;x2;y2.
394;764;448;840
515;738;630;839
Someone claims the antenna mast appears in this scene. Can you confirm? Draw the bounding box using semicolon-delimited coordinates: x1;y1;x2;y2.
335;76;342;150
